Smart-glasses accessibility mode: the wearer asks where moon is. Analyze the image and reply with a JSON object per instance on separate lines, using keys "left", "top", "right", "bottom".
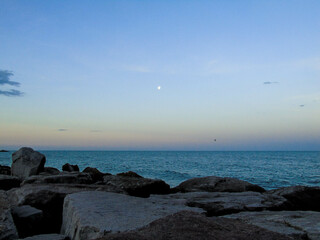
{"left": 157, "top": 86, "right": 161, "bottom": 90}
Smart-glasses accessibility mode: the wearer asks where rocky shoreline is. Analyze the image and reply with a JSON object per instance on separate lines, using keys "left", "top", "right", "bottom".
{"left": 0, "top": 147, "right": 319, "bottom": 240}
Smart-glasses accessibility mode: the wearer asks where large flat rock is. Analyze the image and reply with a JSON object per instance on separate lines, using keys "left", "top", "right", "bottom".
{"left": 223, "top": 211, "right": 320, "bottom": 240}
{"left": 153, "top": 191, "right": 289, "bottom": 216}
{"left": 61, "top": 191, "right": 204, "bottom": 240}
{"left": 94, "top": 211, "right": 296, "bottom": 240}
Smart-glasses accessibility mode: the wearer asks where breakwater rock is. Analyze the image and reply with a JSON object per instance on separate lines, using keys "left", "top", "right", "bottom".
{"left": 0, "top": 147, "right": 319, "bottom": 240}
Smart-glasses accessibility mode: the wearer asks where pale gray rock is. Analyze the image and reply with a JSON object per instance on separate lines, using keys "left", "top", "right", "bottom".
{"left": 60, "top": 191, "right": 204, "bottom": 240}
{"left": 11, "top": 148, "right": 46, "bottom": 179}
{"left": 21, "top": 234, "right": 69, "bottom": 240}
{"left": 22, "top": 172, "right": 93, "bottom": 185}
{"left": 0, "top": 190, "right": 18, "bottom": 240}
{"left": 12, "top": 205, "right": 43, "bottom": 238}
{"left": 95, "top": 211, "right": 296, "bottom": 240}
{"left": 103, "top": 175, "right": 170, "bottom": 197}
{"left": 224, "top": 211, "right": 320, "bottom": 240}
{"left": 173, "top": 176, "right": 265, "bottom": 193}
{"left": 0, "top": 174, "right": 21, "bottom": 190}
{"left": 268, "top": 186, "right": 320, "bottom": 211}
{"left": 153, "top": 191, "right": 288, "bottom": 216}
{"left": 8, "top": 184, "right": 124, "bottom": 233}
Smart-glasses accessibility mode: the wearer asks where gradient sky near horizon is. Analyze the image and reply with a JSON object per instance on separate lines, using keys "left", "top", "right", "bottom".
{"left": 0, "top": 0, "right": 320, "bottom": 150}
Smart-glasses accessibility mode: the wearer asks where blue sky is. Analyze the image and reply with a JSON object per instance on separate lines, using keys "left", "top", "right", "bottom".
{"left": 0, "top": 0, "right": 319, "bottom": 150}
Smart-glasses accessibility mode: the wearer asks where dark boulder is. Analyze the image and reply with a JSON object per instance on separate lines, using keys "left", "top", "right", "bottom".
{"left": 0, "top": 165, "right": 11, "bottom": 175}
{"left": 117, "top": 171, "right": 142, "bottom": 178}
{"left": 11, "top": 147, "right": 46, "bottom": 179}
{"left": 83, "top": 167, "right": 106, "bottom": 182}
{"left": 22, "top": 172, "right": 93, "bottom": 185}
{"left": 0, "top": 190, "right": 18, "bottom": 240}
{"left": 0, "top": 174, "right": 21, "bottom": 190}
{"left": 173, "top": 176, "right": 265, "bottom": 193}
{"left": 95, "top": 211, "right": 295, "bottom": 240}
{"left": 62, "top": 163, "right": 79, "bottom": 172}
{"left": 12, "top": 205, "right": 43, "bottom": 238}
{"left": 21, "top": 234, "right": 70, "bottom": 240}
{"left": 103, "top": 175, "right": 170, "bottom": 197}
{"left": 268, "top": 186, "right": 320, "bottom": 211}
{"left": 42, "top": 167, "right": 60, "bottom": 175}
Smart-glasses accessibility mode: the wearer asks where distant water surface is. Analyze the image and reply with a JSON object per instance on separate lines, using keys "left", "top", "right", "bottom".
{"left": 1, "top": 151, "right": 319, "bottom": 189}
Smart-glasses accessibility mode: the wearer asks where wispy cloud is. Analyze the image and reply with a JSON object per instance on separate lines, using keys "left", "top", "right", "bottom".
{"left": 0, "top": 70, "right": 23, "bottom": 97}
{"left": 263, "top": 81, "right": 279, "bottom": 85}
{"left": 0, "top": 70, "right": 20, "bottom": 86}
{"left": 57, "top": 129, "right": 68, "bottom": 132}
{"left": 0, "top": 89, "right": 23, "bottom": 97}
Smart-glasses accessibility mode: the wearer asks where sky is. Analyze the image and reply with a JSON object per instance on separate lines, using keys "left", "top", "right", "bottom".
{"left": 0, "top": 0, "right": 319, "bottom": 150}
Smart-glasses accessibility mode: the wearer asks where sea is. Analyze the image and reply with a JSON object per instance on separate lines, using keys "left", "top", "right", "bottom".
{"left": 1, "top": 151, "right": 319, "bottom": 190}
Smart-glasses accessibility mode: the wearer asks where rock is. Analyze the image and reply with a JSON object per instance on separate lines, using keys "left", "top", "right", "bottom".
{"left": 94, "top": 211, "right": 295, "bottom": 240}
{"left": 11, "top": 147, "right": 46, "bottom": 179}
{"left": 12, "top": 205, "right": 43, "bottom": 238}
{"left": 0, "top": 150, "right": 8, "bottom": 153}
{"left": 224, "top": 211, "right": 320, "bottom": 240}
{"left": 173, "top": 176, "right": 265, "bottom": 193}
{"left": 22, "top": 172, "right": 93, "bottom": 185}
{"left": 42, "top": 167, "right": 60, "bottom": 175}
{"left": 7, "top": 183, "right": 126, "bottom": 233}
{"left": 0, "top": 165, "right": 11, "bottom": 175}
{"left": 21, "top": 234, "right": 69, "bottom": 240}
{"left": 7, "top": 183, "right": 128, "bottom": 207}
{"left": 61, "top": 191, "right": 204, "bottom": 240}
{"left": 83, "top": 167, "right": 105, "bottom": 182}
{"left": 152, "top": 191, "right": 288, "bottom": 216}
{"left": 103, "top": 175, "right": 170, "bottom": 197}
{"left": 62, "top": 163, "right": 79, "bottom": 172}
{"left": 268, "top": 186, "right": 320, "bottom": 211}
{"left": 116, "top": 171, "right": 142, "bottom": 178}
{"left": 0, "top": 190, "right": 19, "bottom": 240}
{"left": 0, "top": 174, "right": 21, "bottom": 190}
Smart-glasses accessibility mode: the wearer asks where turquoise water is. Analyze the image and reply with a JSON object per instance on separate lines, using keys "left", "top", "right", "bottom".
{"left": 1, "top": 151, "right": 319, "bottom": 189}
